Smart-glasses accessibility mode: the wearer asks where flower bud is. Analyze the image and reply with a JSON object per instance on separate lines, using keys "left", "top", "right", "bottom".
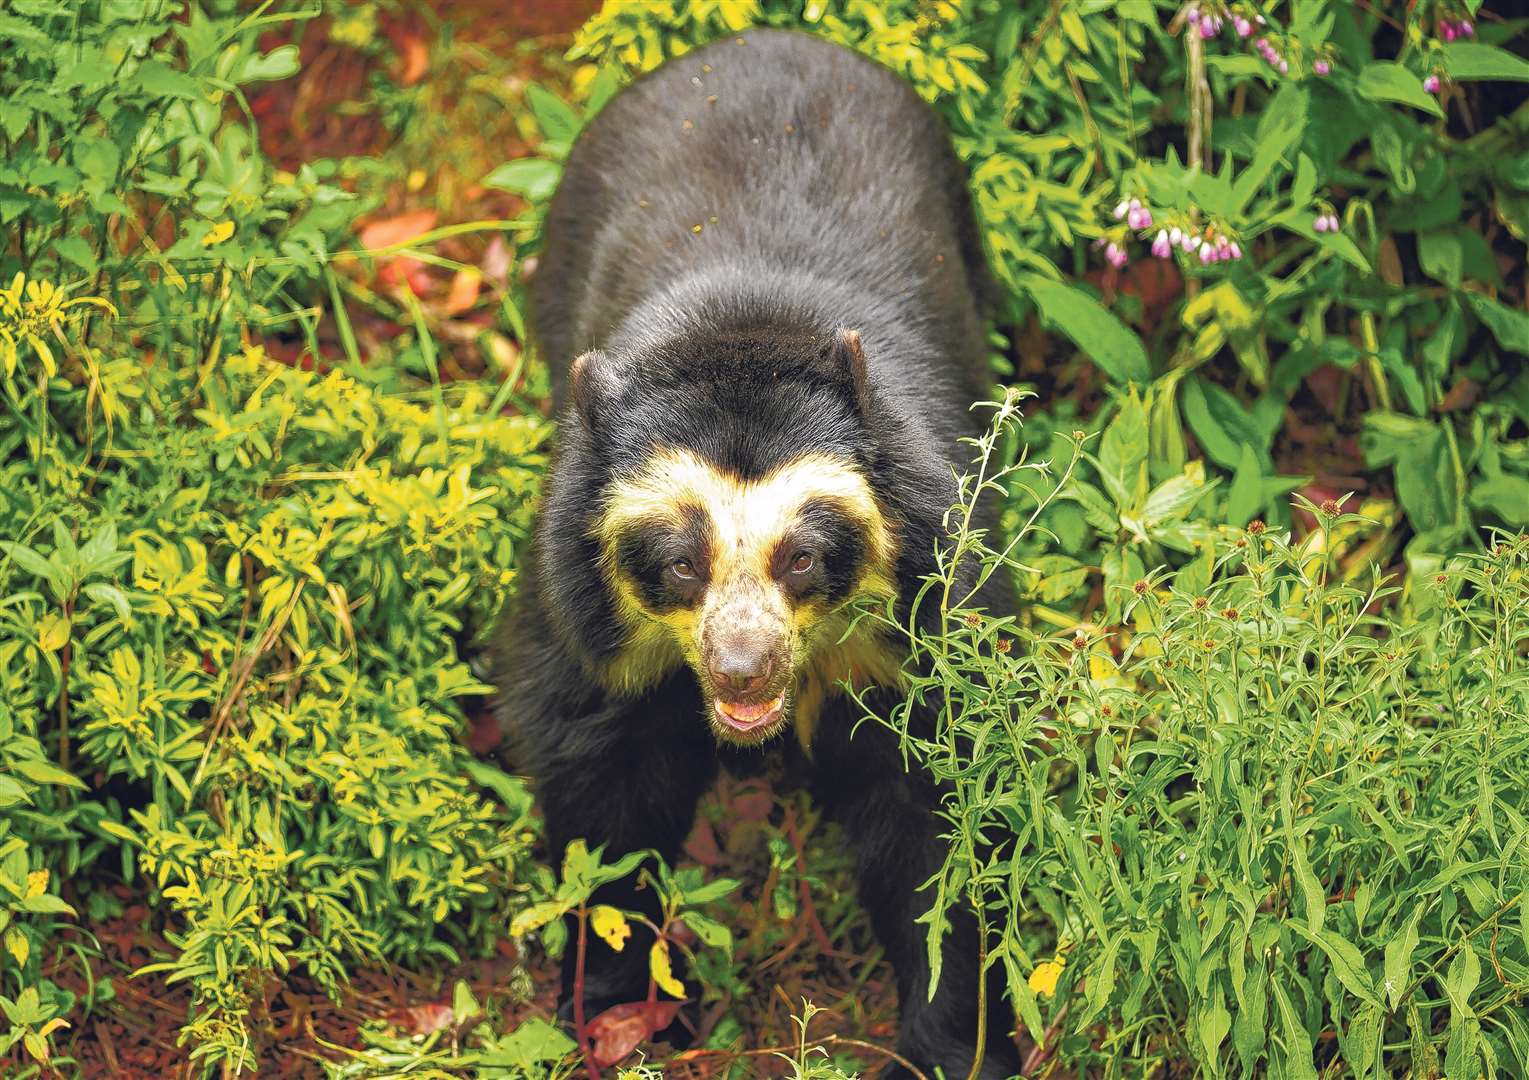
{"left": 1423, "top": 74, "right": 1440, "bottom": 94}
{"left": 1314, "top": 58, "right": 1330, "bottom": 75}
{"left": 1151, "top": 230, "right": 1171, "bottom": 258}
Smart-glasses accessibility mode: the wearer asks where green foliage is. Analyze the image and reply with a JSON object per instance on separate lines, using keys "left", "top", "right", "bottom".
{"left": 862, "top": 395, "right": 1529, "bottom": 1078}
{"left": 0, "top": 2, "right": 549, "bottom": 1071}
{"left": 563, "top": 0, "right": 1529, "bottom": 577}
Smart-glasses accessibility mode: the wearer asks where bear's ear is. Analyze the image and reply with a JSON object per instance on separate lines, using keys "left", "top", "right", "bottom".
{"left": 826, "top": 328, "right": 874, "bottom": 417}
{"left": 569, "top": 349, "right": 620, "bottom": 426}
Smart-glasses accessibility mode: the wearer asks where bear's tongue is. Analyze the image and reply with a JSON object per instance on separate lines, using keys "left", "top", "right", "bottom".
{"left": 714, "top": 693, "right": 785, "bottom": 730}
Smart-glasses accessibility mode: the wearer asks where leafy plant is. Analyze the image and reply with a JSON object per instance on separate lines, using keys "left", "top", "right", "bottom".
{"left": 863, "top": 394, "right": 1529, "bottom": 1077}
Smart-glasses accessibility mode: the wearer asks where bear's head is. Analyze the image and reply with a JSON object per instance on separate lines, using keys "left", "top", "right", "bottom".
{"left": 547, "top": 326, "right": 912, "bottom": 745}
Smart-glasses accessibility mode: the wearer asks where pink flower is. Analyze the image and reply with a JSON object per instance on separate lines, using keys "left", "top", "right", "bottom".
{"left": 1314, "top": 214, "right": 1329, "bottom": 232}
{"left": 1200, "top": 17, "right": 1217, "bottom": 38}
{"left": 1228, "top": 241, "right": 1243, "bottom": 260}
{"left": 1314, "top": 59, "right": 1330, "bottom": 76}
{"left": 1423, "top": 74, "right": 1441, "bottom": 94}
{"left": 1169, "top": 226, "right": 1184, "bottom": 246}
{"left": 1441, "top": 21, "right": 1457, "bottom": 41}
{"left": 1234, "top": 16, "right": 1252, "bottom": 37}
{"left": 1105, "top": 242, "right": 1128, "bottom": 269}
{"left": 1151, "top": 230, "right": 1172, "bottom": 258}
{"left": 1460, "top": 20, "right": 1474, "bottom": 37}
{"left": 1279, "top": 59, "right": 1289, "bottom": 74}
{"left": 1199, "top": 245, "right": 1214, "bottom": 265}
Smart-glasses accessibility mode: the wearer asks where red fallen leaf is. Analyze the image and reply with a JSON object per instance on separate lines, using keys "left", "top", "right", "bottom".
{"left": 391, "top": 31, "right": 430, "bottom": 87}
{"left": 466, "top": 708, "right": 501, "bottom": 754}
{"left": 378, "top": 255, "right": 433, "bottom": 297}
{"left": 730, "top": 786, "right": 773, "bottom": 822}
{"left": 444, "top": 268, "right": 482, "bottom": 315}
{"left": 384, "top": 1001, "right": 454, "bottom": 1036}
{"left": 683, "top": 818, "right": 723, "bottom": 867}
{"left": 587, "top": 1000, "right": 683, "bottom": 1067}
{"left": 359, "top": 210, "right": 438, "bottom": 253}
{"left": 1305, "top": 365, "right": 1346, "bottom": 416}
{"left": 481, "top": 235, "right": 513, "bottom": 287}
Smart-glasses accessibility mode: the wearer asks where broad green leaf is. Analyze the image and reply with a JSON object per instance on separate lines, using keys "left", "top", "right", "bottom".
{"left": 1443, "top": 42, "right": 1529, "bottom": 83}
{"left": 1357, "top": 62, "right": 1446, "bottom": 117}
{"left": 1470, "top": 475, "right": 1529, "bottom": 526}
{"left": 1227, "top": 443, "right": 1263, "bottom": 527}
{"left": 1270, "top": 978, "right": 1319, "bottom": 1080}
{"left": 527, "top": 83, "right": 582, "bottom": 146}
{"left": 1020, "top": 275, "right": 1150, "bottom": 384}
{"left": 1096, "top": 389, "right": 1148, "bottom": 509}
{"left": 1466, "top": 292, "right": 1529, "bottom": 353}
{"left": 483, "top": 158, "right": 562, "bottom": 202}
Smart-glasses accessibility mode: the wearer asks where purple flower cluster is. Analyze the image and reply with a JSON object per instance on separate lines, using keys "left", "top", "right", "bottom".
{"left": 1439, "top": 18, "right": 1474, "bottom": 41}
{"left": 1255, "top": 36, "right": 1290, "bottom": 74}
{"left": 1313, "top": 213, "right": 1341, "bottom": 233}
{"left": 1189, "top": 8, "right": 1224, "bottom": 38}
{"left": 1114, "top": 198, "right": 1154, "bottom": 231}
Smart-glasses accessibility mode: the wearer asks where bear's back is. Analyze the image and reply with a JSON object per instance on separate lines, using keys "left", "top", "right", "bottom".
{"left": 532, "top": 28, "right": 988, "bottom": 421}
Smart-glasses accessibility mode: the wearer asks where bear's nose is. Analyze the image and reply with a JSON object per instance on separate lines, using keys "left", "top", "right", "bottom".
{"left": 710, "top": 646, "right": 774, "bottom": 697}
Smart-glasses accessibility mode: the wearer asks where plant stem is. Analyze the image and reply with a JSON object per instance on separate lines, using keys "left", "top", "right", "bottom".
{"left": 573, "top": 903, "right": 602, "bottom": 1080}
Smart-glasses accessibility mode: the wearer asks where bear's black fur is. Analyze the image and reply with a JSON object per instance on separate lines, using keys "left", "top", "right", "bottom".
{"left": 499, "top": 29, "right": 1019, "bottom": 1079}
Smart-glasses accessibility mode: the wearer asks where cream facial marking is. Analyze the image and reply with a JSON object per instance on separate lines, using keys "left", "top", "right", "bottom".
{"left": 593, "top": 448, "right": 900, "bottom": 739}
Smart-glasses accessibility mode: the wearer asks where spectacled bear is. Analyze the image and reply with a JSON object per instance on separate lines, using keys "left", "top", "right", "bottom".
{"left": 497, "top": 28, "right": 1020, "bottom": 1080}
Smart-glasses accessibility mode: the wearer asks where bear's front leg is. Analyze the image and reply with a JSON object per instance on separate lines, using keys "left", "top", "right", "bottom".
{"left": 813, "top": 701, "right": 1021, "bottom": 1080}
{"left": 512, "top": 669, "right": 718, "bottom": 1023}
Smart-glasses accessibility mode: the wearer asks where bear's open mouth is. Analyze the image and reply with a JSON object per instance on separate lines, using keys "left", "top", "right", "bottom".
{"left": 713, "top": 692, "right": 786, "bottom": 733}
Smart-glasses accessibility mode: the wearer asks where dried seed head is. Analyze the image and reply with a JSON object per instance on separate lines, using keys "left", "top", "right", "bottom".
{"left": 995, "top": 638, "right": 1012, "bottom": 654}
{"left": 1248, "top": 520, "right": 1267, "bottom": 535}
{"left": 1320, "top": 498, "right": 1341, "bottom": 516}
{"left": 964, "top": 612, "right": 983, "bottom": 628}
{"left": 1220, "top": 607, "right": 1239, "bottom": 619}
{"left": 1072, "top": 632, "right": 1088, "bottom": 651}
{"left": 1193, "top": 596, "right": 1209, "bottom": 610}
{"left": 1133, "top": 580, "right": 1149, "bottom": 595}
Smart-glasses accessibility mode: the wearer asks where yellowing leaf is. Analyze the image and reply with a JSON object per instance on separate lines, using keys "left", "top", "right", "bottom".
{"left": 202, "top": 220, "right": 235, "bottom": 247}
{"left": 510, "top": 900, "right": 568, "bottom": 937}
{"left": 591, "top": 905, "right": 630, "bottom": 952}
{"left": 26, "top": 869, "right": 49, "bottom": 898}
{"left": 649, "top": 940, "right": 686, "bottom": 999}
{"left": 38, "top": 613, "right": 70, "bottom": 652}
{"left": 1028, "top": 958, "right": 1065, "bottom": 997}
{"left": 5, "top": 927, "right": 29, "bottom": 967}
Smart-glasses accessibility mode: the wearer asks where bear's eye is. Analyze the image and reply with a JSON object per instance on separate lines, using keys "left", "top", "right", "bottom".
{"left": 789, "top": 551, "right": 815, "bottom": 575}
{"left": 670, "top": 559, "right": 697, "bottom": 580}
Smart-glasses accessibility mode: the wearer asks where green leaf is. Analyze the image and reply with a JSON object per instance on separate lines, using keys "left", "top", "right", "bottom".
{"left": 1181, "top": 376, "right": 1268, "bottom": 472}
{"left": 1393, "top": 429, "right": 1457, "bottom": 534}
{"left": 1019, "top": 275, "right": 1150, "bottom": 384}
{"left": 10, "top": 760, "right": 86, "bottom": 790}
{"left": 52, "top": 235, "right": 98, "bottom": 274}
{"left": 1418, "top": 229, "right": 1462, "bottom": 287}
{"left": 1384, "top": 906, "right": 1422, "bottom": 1008}
{"left": 1356, "top": 62, "right": 1446, "bottom": 117}
{"left": 527, "top": 83, "right": 582, "bottom": 146}
{"left": 1233, "top": 84, "right": 1306, "bottom": 214}
{"left": 1442, "top": 42, "right": 1529, "bottom": 83}
{"left": 1470, "top": 475, "right": 1529, "bottom": 526}
{"left": 479, "top": 1016, "right": 577, "bottom": 1069}
{"left": 1270, "top": 978, "right": 1319, "bottom": 1080}
{"left": 1227, "top": 443, "right": 1263, "bottom": 527}
{"left": 482, "top": 158, "right": 562, "bottom": 202}
{"left": 1096, "top": 390, "right": 1148, "bottom": 509}
{"left": 1465, "top": 292, "right": 1529, "bottom": 354}
{"left": 1289, "top": 923, "right": 1379, "bottom": 1006}
{"left": 236, "top": 45, "right": 300, "bottom": 84}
